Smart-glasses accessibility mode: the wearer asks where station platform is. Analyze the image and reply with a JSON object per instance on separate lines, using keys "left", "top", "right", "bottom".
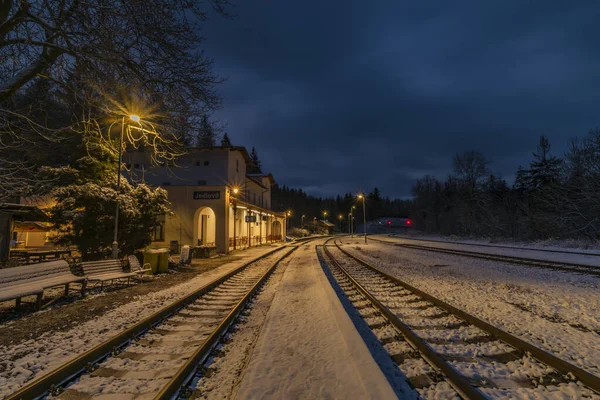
{"left": 236, "top": 239, "right": 397, "bottom": 399}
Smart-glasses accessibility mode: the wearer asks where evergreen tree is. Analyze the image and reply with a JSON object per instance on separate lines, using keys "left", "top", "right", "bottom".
{"left": 527, "top": 135, "right": 563, "bottom": 189}
{"left": 196, "top": 115, "right": 217, "bottom": 147}
{"left": 248, "top": 146, "right": 263, "bottom": 174}
{"left": 221, "top": 133, "right": 232, "bottom": 146}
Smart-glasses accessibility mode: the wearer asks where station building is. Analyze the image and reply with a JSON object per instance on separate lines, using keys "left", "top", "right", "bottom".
{"left": 125, "top": 146, "right": 286, "bottom": 255}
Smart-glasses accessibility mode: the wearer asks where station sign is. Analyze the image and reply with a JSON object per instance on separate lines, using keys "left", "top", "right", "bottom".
{"left": 193, "top": 191, "right": 220, "bottom": 200}
{"left": 245, "top": 215, "right": 257, "bottom": 223}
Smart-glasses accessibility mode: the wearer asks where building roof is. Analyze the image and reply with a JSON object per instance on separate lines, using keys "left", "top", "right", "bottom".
{"left": 246, "top": 175, "right": 268, "bottom": 189}
{"left": 192, "top": 146, "right": 252, "bottom": 164}
{"left": 13, "top": 221, "right": 52, "bottom": 232}
{"left": 318, "top": 220, "right": 335, "bottom": 227}
{"left": 0, "top": 203, "right": 49, "bottom": 221}
{"left": 246, "top": 173, "right": 276, "bottom": 185}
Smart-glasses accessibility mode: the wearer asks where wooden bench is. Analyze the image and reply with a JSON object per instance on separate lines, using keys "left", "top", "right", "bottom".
{"left": 0, "top": 260, "right": 86, "bottom": 309}
{"left": 81, "top": 259, "right": 138, "bottom": 289}
{"left": 128, "top": 255, "right": 152, "bottom": 282}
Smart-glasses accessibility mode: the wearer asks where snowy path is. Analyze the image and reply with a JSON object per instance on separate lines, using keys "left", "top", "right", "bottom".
{"left": 0, "top": 245, "right": 284, "bottom": 399}
{"left": 339, "top": 238, "right": 600, "bottom": 377}
{"left": 235, "top": 239, "right": 397, "bottom": 399}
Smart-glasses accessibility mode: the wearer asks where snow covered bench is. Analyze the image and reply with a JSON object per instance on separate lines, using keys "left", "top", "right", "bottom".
{"left": 128, "top": 255, "right": 152, "bottom": 282}
{"left": 81, "top": 259, "right": 137, "bottom": 289}
{"left": 0, "top": 260, "right": 87, "bottom": 309}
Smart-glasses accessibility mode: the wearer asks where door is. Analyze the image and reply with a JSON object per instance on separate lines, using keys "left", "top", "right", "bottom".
{"left": 201, "top": 215, "right": 208, "bottom": 245}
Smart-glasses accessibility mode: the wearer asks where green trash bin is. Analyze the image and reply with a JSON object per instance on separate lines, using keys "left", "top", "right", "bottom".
{"left": 156, "top": 249, "right": 169, "bottom": 273}
{"left": 143, "top": 250, "right": 161, "bottom": 275}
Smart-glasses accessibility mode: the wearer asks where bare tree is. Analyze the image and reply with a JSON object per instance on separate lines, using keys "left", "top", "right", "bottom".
{"left": 0, "top": 0, "right": 228, "bottom": 200}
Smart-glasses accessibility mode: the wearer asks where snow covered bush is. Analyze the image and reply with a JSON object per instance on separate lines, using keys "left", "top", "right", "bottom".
{"left": 50, "top": 180, "right": 170, "bottom": 260}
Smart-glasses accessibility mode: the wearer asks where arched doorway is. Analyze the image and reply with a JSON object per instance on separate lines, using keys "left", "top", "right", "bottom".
{"left": 193, "top": 207, "right": 216, "bottom": 246}
{"left": 272, "top": 220, "right": 282, "bottom": 242}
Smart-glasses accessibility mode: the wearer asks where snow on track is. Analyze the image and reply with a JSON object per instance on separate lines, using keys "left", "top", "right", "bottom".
{"left": 0, "top": 245, "right": 283, "bottom": 399}
{"left": 339, "top": 238, "right": 600, "bottom": 377}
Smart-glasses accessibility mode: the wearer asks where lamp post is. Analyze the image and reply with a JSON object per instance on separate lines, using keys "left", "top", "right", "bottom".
{"left": 301, "top": 214, "right": 305, "bottom": 228}
{"left": 232, "top": 187, "right": 239, "bottom": 250}
{"left": 338, "top": 214, "right": 343, "bottom": 233}
{"left": 348, "top": 213, "right": 351, "bottom": 235}
{"left": 358, "top": 194, "right": 367, "bottom": 244}
{"left": 323, "top": 210, "right": 328, "bottom": 221}
{"left": 112, "top": 114, "right": 140, "bottom": 259}
{"left": 351, "top": 205, "right": 355, "bottom": 238}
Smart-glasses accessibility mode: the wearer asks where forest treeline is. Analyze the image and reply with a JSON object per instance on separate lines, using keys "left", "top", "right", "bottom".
{"left": 274, "top": 131, "right": 600, "bottom": 241}
{"left": 412, "top": 132, "right": 600, "bottom": 240}
{"left": 272, "top": 186, "right": 412, "bottom": 230}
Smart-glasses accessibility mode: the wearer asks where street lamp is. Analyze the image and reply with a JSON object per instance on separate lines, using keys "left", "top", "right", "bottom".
{"left": 232, "top": 187, "right": 240, "bottom": 250}
{"left": 301, "top": 214, "right": 305, "bottom": 228}
{"left": 286, "top": 210, "right": 292, "bottom": 232}
{"left": 112, "top": 114, "right": 141, "bottom": 259}
{"left": 357, "top": 194, "right": 367, "bottom": 244}
{"left": 323, "top": 210, "right": 328, "bottom": 221}
{"left": 338, "top": 214, "right": 343, "bottom": 233}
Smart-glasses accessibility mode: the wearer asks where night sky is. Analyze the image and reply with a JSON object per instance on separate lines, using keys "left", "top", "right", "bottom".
{"left": 203, "top": 1, "right": 600, "bottom": 199}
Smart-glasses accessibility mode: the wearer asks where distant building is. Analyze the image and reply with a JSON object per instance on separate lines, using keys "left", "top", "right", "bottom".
{"left": 126, "top": 146, "right": 286, "bottom": 254}
{"left": 317, "top": 220, "right": 335, "bottom": 235}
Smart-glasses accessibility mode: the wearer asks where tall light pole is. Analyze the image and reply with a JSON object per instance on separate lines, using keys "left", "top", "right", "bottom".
{"left": 286, "top": 210, "right": 292, "bottom": 232}
{"left": 301, "top": 214, "right": 305, "bottom": 228}
{"left": 348, "top": 213, "right": 351, "bottom": 235}
{"left": 232, "top": 187, "right": 239, "bottom": 250}
{"left": 357, "top": 194, "right": 367, "bottom": 244}
{"left": 351, "top": 205, "right": 355, "bottom": 238}
{"left": 112, "top": 114, "right": 140, "bottom": 259}
{"left": 338, "top": 214, "right": 343, "bottom": 233}
{"left": 323, "top": 210, "right": 328, "bottom": 221}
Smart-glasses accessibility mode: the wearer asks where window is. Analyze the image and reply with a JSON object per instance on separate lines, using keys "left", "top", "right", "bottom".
{"left": 152, "top": 214, "right": 166, "bottom": 242}
{"left": 134, "top": 163, "right": 140, "bottom": 169}
{"left": 196, "top": 161, "right": 201, "bottom": 166}
{"left": 197, "top": 180, "right": 206, "bottom": 185}
{"left": 204, "top": 161, "right": 210, "bottom": 166}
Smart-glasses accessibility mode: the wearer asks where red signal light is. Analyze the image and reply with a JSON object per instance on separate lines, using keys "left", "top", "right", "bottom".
{"left": 406, "top": 219, "right": 412, "bottom": 225}
{"left": 387, "top": 221, "right": 392, "bottom": 225}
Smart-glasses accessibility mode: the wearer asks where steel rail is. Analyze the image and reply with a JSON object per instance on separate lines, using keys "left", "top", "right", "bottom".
{"left": 155, "top": 245, "right": 299, "bottom": 399}
{"left": 368, "top": 236, "right": 600, "bottom": 276}
{"left": 6, "top": 245, "right": 292, "bottom": 400}
{"left": 321, "top": 244, "right": 487, "bottom": 400}
{"left": 387, "top": 234, "right": 600, "bottom": 257}
{"left": 333, "top": 240, "right": 600, "bottom": 394}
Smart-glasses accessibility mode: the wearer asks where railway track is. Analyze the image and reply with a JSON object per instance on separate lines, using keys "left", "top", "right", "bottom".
{"left": 368, "top": 236, "right": 600, "bottom": 277}
{"left": 320, "top": 240, "right": 600, "bottom": 399}
{"left": 388, "top": 234, "right": 600, "bottom": 257}
{"left": 6, "top": 244, "right": 300, "bottom": 400}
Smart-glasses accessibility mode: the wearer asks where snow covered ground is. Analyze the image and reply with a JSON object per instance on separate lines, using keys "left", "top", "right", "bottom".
{"left": 234, "top": 238, "right": 401, "bottom": 399}
{"left": 377, "top": 234, "right": 600, "bottom": 267}
{"left": 388, "top": 231, "right": 600, "bottom": 254}
{"left": 338, "top": 238, "right": 600, "bottom": 379}
{"left": 0, "top": 245, "right": 284, "bottom": 399}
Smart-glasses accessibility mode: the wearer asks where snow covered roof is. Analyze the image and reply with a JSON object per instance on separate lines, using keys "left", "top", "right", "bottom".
{"left": 0, "top": 203, "right": 49, "bottom": 221}
{"left": 13, "top": 221, "right": 52, "bottom": 232}
{"left": 319, "top": 220, "right": 335, "bottom": 227}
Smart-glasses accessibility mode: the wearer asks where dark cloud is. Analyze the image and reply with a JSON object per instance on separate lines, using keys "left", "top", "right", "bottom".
{"left": 202, "top": 1, "right": 600, "bottom": 198}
